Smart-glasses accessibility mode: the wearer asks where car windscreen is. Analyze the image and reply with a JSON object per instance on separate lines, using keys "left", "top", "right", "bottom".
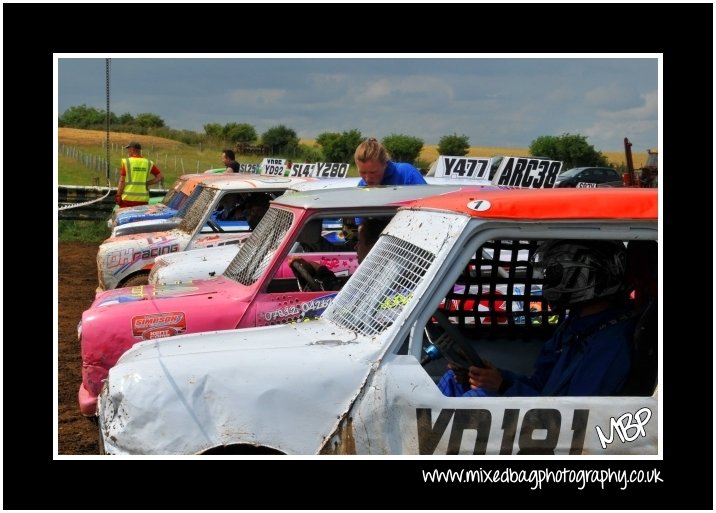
{"left": 223, "top": 206, "right": 295, "bottom": 286}
{"left": 176, "top": 186, "right": 216, "bottom": 234}
{"left": 558, "top": 168, "right": 583, "bottom": 178}
{"left": 324, "top": 233, "right": 436, "bottom": 337}
{"left": 160, "top": 188, "right": 177, "bottom": 206}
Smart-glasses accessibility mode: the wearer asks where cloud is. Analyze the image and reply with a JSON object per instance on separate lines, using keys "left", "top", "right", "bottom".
{"left": 598, "top": 90, "right": 658, "bottom": 121}
{"left": 227, "top": 88, "right": 288, "bottom": 106}
{"left": 351, "top": 75, "right": 454, "bottom": 104}
{"left": 585, "top": 83, "right": 643, "bottom": 110}
{"left": 577, "top": 91, "right": 658, "bottom": 150}
{"left": 353, "top": 79, "right": 393, "bottom": 102}
{"left": 57, "top": 57, "right": 659, "bottom": 151}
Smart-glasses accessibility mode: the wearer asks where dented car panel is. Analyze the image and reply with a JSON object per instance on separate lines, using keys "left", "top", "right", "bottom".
{"left": 99, "top": 322, "right": 378, "bottom": 455}
{"left": 149, "top": 245, "right": 244, "bottom": 284}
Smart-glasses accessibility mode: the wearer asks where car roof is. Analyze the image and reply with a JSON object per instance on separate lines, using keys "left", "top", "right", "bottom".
{"left": 271, "top": 184, "right": 500, "bottom": 210}
{"left": 404, "top": 187, "right": 657, "bottom": 220}
{"left": 195, "top": 173, "right": 318, "bottom": 191}
{"left": 287, "top": 177, "right": 357, "bottom": 191}
{"left": 562, "top": 166, "right": 616, "bottom": 172}
{"left": 425, "top": 176, "right": 492, "bottom": 186}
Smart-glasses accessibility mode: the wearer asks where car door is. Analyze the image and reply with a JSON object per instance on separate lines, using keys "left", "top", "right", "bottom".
{"left": 337, "top": 233, "right": 658, "bottom": 455}
{"left": 246, "top": 248, "right": 360, "bottom": 328}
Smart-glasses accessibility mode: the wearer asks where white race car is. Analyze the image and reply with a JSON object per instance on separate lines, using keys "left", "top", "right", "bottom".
{"left": 99, "top": 188, "right": 658, "bottom": 456}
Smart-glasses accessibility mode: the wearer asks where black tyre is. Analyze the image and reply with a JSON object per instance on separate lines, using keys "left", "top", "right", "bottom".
{"left": 121, "top": 272, "right": 150, "bottom": 287}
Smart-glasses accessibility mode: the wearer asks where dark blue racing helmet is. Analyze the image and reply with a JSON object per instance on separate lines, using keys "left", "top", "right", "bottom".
{"left": 532, "top": 240, "right": 626, "bottom": 306}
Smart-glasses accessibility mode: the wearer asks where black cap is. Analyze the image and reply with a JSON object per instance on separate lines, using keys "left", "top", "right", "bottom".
{"left": 125, "top": 141, "right": 142, "bottom": 150}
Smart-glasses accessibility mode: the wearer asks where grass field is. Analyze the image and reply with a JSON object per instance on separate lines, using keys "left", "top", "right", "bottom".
{"left": 57, "top": 128, "right": 649, "bottom": 187}
{"left": 58, "top": 219, "right": 112, "bottom": 242}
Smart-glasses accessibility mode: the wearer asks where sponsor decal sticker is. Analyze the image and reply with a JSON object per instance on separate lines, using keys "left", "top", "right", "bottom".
{"left": 263, "top": 294, "right": 337, "bottom": 322}
{"left": 142, "top": 327, "right": 180, "bottom": 340}
{"left": 132, "top": 311, "right": 187, "bottom": 338}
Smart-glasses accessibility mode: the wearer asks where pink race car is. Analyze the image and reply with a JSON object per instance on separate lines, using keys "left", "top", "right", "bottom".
{"left": 78, "top": 184, "right": 489, "bottom": 416}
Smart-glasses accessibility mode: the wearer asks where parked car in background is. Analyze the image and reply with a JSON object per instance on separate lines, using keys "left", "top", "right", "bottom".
{"left": 554, "top": 167, "right": 623, "bottom": 188}
{"left": 98, "top": 188, "right": 658, "bottom": 455}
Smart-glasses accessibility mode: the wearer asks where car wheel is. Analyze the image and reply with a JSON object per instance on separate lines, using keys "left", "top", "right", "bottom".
{"left": 122, "top": 272, "right": 150, "bottom": 287}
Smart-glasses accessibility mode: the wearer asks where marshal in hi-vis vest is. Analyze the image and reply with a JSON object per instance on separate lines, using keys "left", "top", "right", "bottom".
{"left": 121, "top": 157, "right": 153, "bottom": 202}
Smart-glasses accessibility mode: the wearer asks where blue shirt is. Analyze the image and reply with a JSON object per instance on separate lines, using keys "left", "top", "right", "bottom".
{"left": 357, "top": 161, "right": 427, "bottom": 186}
{"left": 438, "top": 306, "right": 636, "bottom": 397}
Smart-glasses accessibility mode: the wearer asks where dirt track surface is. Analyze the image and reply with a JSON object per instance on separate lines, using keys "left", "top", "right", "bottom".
{"left": 58, "top": 241, "right": 100, "bottom": 455}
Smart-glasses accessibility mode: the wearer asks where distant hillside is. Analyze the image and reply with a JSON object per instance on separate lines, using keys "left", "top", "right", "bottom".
{"left": 58, "top": 128, "right": 648, "bottom": 168}
{"left": 59, "top": 128, "right": 185, "bottom": 149}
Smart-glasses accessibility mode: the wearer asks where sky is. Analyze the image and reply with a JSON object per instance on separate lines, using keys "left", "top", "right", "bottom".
{"left": 56, "top": 54, "right": 660, "bottom": 153}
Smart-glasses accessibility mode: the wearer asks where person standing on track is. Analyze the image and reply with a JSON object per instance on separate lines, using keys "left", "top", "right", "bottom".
{"left": 222, "top": 149, "right": 241, "bottom": 173}
{"left": 116, "top": 141, "right": 163, "bottom": 207}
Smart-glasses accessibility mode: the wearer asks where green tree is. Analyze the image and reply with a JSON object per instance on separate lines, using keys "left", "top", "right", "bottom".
{"left": 529, "top": 133, "right": 609, "bottom": 169}
{"left": 117, "top": 112, "right": 134, "bottom": 124}
{"left": 134, "top": 113, "right": 165, "bottom": 129}
{"left": 224, "top": 123, "right": 257, "bottom": 143}
{"left": 437, "top": 133, "right": 470, "bottom": 156}
{"left": 59, "top": 104, "right": 115, "bottom": 128}
{"left": 382, "top": 134, "right": 424, "bottom": 164}
{"left": 261, "top": 125, "right": 299, "bottom": 154}
{"left": 297, "top": 144, "right": 324, "bottom": 162}
{"left": 316, "top": 132, "right": 341, "bottom": 149}
{"left": 317, "top": 129, "right": 362, "bottom": 162}
{"left": 203, "top": 123, "right": 223, "bottom": 139}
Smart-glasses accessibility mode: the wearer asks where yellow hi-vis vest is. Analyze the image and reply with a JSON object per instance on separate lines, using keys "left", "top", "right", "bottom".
{"left": 121, "top": 157, "right": 153, "bottom": 202}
